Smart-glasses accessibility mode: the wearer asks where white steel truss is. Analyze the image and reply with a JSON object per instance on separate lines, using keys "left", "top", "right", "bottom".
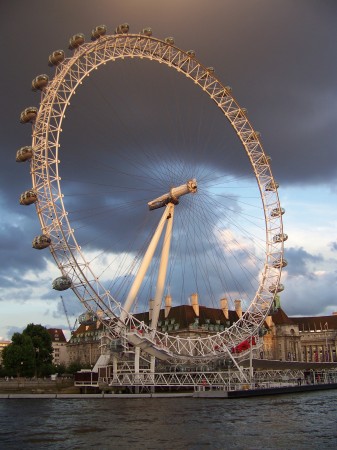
{"left": 24, "top": 28, "right": 285, "bottom": 361}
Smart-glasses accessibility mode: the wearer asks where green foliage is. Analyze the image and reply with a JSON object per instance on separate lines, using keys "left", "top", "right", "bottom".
{"left": 52, "top": 363, "right": 66, "bottom": 375}
{"left": 23, "top": 323, "right": 53, "bottom": 376}
{"left": 66, "top": 361, "right": 83, "bottom": 374}
{"left": 2, "top": 324, "right": 54, "bottom": 377}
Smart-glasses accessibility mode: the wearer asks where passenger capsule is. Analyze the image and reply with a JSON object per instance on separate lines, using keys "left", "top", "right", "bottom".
{"left": 91, "top": 25, "right": 107, "bottom": 40}
{"left": 32, "top": 234, "right": 51, "bottom": 250}
{"left": 269, "top": 283, "right": 285, "bottom": 294}
{"left": 141, "top": 27, "right": 152, "bottom": 36}
{"left": 115, "top": 23, "right": 129, "bottom": 34}
{"left": 48, "top": 50, "right": 65, "bottom": 66}
{"left": 68, "top": 33, "right": 85, "bottom": 50}
{"left": 52, "top": 276, "right": 72, "bottom": 291}
{"left": 16, "top": 146, "right": 33, "bottom": 162}
{"left": 20, "top": 190, "right": 37, "bottom": 206}
{"left": 187, "top": 50, "right": 195, "bottom": 58}
{"left": 265, "top": 180, "right": 279, "bottom": 191}
{"left": 31, "top": 74, "right": 49, "bottom": 91}
{"left": 20, "top": 107, "right": 38, "bottom": 124}
{"left": 273, "top": 233, "right": 288, "bottom": 243}
{"left": 270, "top": 207, "right": 285, "bottom": 218}
{"left": 165, "top": 37, "right": 175, "bottom": 45}
{"left": 272, "top": 258, "right": 288, "bottom": 268}
{"left": 79, "top": 311, "right": 97, "bottom": 325}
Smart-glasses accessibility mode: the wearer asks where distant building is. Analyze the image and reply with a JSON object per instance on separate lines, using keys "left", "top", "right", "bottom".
{"left": 0, "top": 340, "right": 11, "bottom": 366}
{"left": 262, "top": 310, "right": 337, "bottom": 362}
{"left": 67, "top": 319, "right": 104, "bottom": 368}
{"left": 66, "top": 301, "right": 337, "bottom": 366}
{"left": 47, "top": 329, "right": 69, "bottom": 367}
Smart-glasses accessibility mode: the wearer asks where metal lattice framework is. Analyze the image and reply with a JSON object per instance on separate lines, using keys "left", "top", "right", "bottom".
{"left": 24, "top": 28, "right": 286, "bottom": 361}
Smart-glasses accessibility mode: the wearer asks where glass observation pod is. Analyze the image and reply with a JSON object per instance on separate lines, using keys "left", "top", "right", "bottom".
{"left": 52, "top": 276, "right": 72, "bottom": 291}
{"left": 270, "top": 207, "right": 285, "bottom": 218}
{"left": 91, "top": 25, "right": 107, "bottom": 40}
{"left": 20, "top": 107, "right": 38, "bottom": 124}
{"left": 273, "top": 233, "right": 288, "bottom": 243}
{"left": 265, "top": 181, "right": 279, "bottom": 191}
{"left": 20, "top": 190, "right": 37, "bottom": 205}
{"left": 48, "top": 50, "right": 65, "bottom": 67}
{"left": 272, "top": 258, "right": 288, "bottom": 268}
{"left": 79, "top": 312, "right": 97, "bottom": 325}
{"left": 268, "top": 283, "right": 285, "bottom": 294}
{"left": 16, "top": 146, "right": 33, "bottom": 162}
{"left": 31, "top": 74, "right": 49, "bottom": 91}
{"left": 68, "top": 33, "right": 85, "bottom": 50}
{"left": 141, "top": 28, "right": 152, "bottom": 36}
{"left": 115, "top": 23, "right": 129, "bottom": 34}
{"left": 32, "top": 234, "right": 51, "bottom": 250}
{"left": 165, "top": 37, "right": 175, "bottom": 45}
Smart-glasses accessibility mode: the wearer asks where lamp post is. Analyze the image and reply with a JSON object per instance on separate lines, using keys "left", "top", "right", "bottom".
{"left": 324, "top": 322, "right": 329, "bottom": 362}
{"left": 35, "top": 347, "right": 40, "bottom": 378}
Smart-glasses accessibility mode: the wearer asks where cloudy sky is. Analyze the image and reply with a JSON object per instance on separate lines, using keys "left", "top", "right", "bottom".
{"left": 1, "top": 0, "right": 337, "bottom": 340}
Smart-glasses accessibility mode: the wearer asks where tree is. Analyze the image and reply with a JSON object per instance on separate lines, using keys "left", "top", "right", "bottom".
{"left": 2, "top": 333, "right": 35, "bottom": 377}
{"left": 23, "top": 323, "right": 53, "bottom": 377}
{"left": 2, "top": 324, "right": 54, "bottom": 377}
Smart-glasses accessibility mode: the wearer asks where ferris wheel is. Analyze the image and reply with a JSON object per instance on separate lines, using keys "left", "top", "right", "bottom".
{"left": 17, "top": 24, "right": 287, "bottom": 362}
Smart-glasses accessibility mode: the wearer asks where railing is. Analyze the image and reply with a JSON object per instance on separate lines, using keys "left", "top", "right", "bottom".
{"left": 102, "top": 368, "right": 337, "bottom": 391}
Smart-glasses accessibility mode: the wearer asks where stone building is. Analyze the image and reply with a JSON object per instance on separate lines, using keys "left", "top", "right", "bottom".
{"left": 262, "top": 309, "right": 337, "bottom": 362}
{"left": 47, "top": 328, "right": 69, "bottom": 367}
{"left": 66, "top": 301, "right": 337, "bottom": 366}
{"left": 0, "top": 340, "right": 11, "bottom": 366}
{"left": 66, "top": 319, "right": 105, "bottom": 368}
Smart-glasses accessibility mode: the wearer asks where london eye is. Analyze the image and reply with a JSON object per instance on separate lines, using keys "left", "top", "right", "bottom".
{"left": 17, "top": 24, "right": 287, "bottom": 364}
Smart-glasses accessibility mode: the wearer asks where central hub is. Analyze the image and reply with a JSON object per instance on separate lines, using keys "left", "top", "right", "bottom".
{"left": 148, "top": 179, "right": 197, "bottom": 210}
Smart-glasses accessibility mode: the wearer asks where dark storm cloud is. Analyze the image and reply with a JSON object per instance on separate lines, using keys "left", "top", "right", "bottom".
{"left": 1, "top": 0, "right": 337, "bottom": 332}
{"left": 1, "top": 0, "right": 337, "bottom": 193}
{"left": 0, "top": 220, "right": 49, "bottom": 275}
{"left": 284, "top": 247, "right": 323, "bottom": 278}
{"left": 281, "top": 270, "right": 337, "bottom": 317}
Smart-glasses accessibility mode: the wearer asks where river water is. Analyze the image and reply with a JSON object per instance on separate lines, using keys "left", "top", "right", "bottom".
{"left": 1, "top": 390, "right": 336, "bottom": 449}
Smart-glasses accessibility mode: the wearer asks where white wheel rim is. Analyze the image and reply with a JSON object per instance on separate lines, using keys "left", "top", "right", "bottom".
{"left": 29, "top": 32, "right": 285, "bottom": 360}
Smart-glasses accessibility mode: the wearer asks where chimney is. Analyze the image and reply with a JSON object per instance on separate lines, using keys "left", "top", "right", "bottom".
{"left": 235, "top": 299, "right": 242, "bottom": 318}
{"left": 165, "top": 295, "right": 172, "bottom": 318}
{"left": 265, "top": 315, "right": 273, "bottom": 328}
{"left": 149, "top": 299, "right": 154, "bottom": 321}
{"left": 220, "top": 298, "right": 229, "bottom": 320}
{"left": 191, "top": 292, "right": 199, "bottom": 317}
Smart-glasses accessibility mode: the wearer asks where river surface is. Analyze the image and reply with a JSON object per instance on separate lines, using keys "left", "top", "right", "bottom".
{"left": 1, "top": 390, "right": 337, "bottom": 449}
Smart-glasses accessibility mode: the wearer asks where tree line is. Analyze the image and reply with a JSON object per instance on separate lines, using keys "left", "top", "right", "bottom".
{"left": 0, "top": 323, "right": 85, "bottom": 377}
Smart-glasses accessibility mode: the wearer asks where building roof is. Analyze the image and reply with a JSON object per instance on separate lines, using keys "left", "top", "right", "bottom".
{"left": 129, "top": 304, "right": 237, "bottom": 330}
{"left": 47, "top": 328, "right": 67, "bottom": 343}
{"left": 70, "top": 304, "right": 239, "bottom": 340}
{"left": 271, "top": 308, "right": 296, "bottom": 326}
{"left": 290, "top": 314, "right": 337, "bottom": 332}
{"left": 69, "top": 305, "right": 337, "bottom": 338}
